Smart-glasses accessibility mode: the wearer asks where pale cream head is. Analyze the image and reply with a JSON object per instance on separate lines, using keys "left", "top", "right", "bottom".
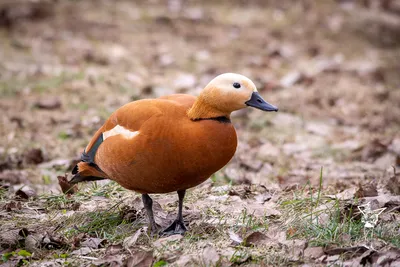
{"left": 188, "top": 73, "right": 277, "bottom": 120}
{"left": 201, "top": 73, "right": 258, "bottom": 112}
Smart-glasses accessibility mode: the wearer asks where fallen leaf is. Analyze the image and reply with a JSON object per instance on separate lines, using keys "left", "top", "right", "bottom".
{"left": 245, "top": 231, "right": 269, "bottom": 246}
{"left": 3, "top": 201, "right": 22, "bottom": 211}
{"left": 228, "top": 231, "right": 243, "bottom": 245}
{"left": 266, "top": 227, "right": 287, "bottom": 244}
{"left": 123, "top": 228, "right": 143, "bottom": 249}
{"left": 304, "top": 247, "right": 325, "bottom": 259}
{"left": 15, "top": 185, "right": 36, "bottom": 199}
{"left": 174, "top": 255, "right": 196, "bottom": 266}
{"left": 93, "top": 255, "right": 124, "bottom": 267}
{"left": 360, "top": 247, "right": 400, "bottom": 266}
{"left": 363, "top": 195, "right": 400, "bottom": 209}
{"left": 255, "top": 192, "right": 272, "bottom": 204}
{"left": 355, "top": 181, "right": 378, "bottom": 198}
{"left": 383, "top": 169, "right": 400, "bottom": 195}
{"left": 325, "top": 254, "right": 340, "bottom": 262}
{"left": 282, "top": 239, "right": 307, "bottom": 261}
{"left": 246, "top": 201, "right": 281, "bottom": 218}
{"left": 202, "top": 246, "right": 220, "bottom": 266}
{"left": 125, "top": 250, "right": 153, "bottom": 267}
{"left": 327, "top": 187, "right": 357, "bottom": 200}
{"left": 25, "top": 234, "right": 40, "bottom": 252}
{"left": 81, "top": 237, "right": 106, "bottom": 249}
{"left": 71, "top": 247, "right": 92, "bottom": 256}
{"left": 40, "top": 233, "right": 66, "bottom": 249}
{"left": 324, "top": 246, "right": 368, "bottom": 256}
{"left": 0, "top": 229, "right": 20, "bottom": 248}
{"left": 57, "top": 175, "right": 78, "bottom": 195}
{"left": 105, "top": 244, "right": 124, "bottom": 255}
{"left": 153, "top": 234, "right": 182, "bottom": 248}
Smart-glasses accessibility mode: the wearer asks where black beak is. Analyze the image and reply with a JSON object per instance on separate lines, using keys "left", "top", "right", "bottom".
{"left": 245, "top": 92, "right": 278, "bottom": 112}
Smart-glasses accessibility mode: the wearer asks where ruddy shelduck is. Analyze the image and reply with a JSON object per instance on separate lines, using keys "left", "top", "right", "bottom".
{"left": 70, "top": 73, "right": 278, "bottom": 235}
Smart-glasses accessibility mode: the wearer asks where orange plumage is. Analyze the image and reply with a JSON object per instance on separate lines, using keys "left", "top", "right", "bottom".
{"left": 70, "top": 73, "right": 278, "bottom": 235}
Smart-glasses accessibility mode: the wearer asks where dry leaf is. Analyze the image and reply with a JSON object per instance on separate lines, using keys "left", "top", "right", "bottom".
{"left": 40, "top": 233, "right": 66, "bottom": 250}
{"left": 3, "top": 201, "right": 22, "bottom": 211}
{"left": 228, "top": 231, "right": 243, "bottom": 245}
{"left": 255, "top": 192, "right": 272, "bottom": 204}
{"left": 15, "top": 185, "right": 36, "bottom": 199}
{"left": 355, "top": 181, "right": 378, "bottom": 198}
{"left": 93, "top": 255, "right": 124, "bottom": 266}
{"left": 71, "top": 247, "right": 92, "bottom": 256}
{"left": 57, "top": 175, "right": 78, "bottom": 195}
{"left": 105, "top": 244, "right": 124, "bottom": 255}
{"left": 282, "top": 239, "right": 307, "bottom": 261}
{"left": 81, "top": 237, "right": 106, "bottom": 249}
{"left": 174, "top": 255, "right": 196, "bottom": 266}
{"left": 123, "top": 229, "right": 143, "bottom": 249}
{"left": 327, "top": 188, "right": 357, "bottom": 200}
{"left": 0, "top": 229, "right": 20, "bottom": 248}
{"left": 202, "top": 246, "right": 220, "bottom": 266}
{"left": 304, "top": 247, "right": 325, "bottom": 259}
{"left": 125, "top": 250, "right": 153, "bottom": 267}
{"left": 245, "top": 231, "right": 269, "bottom": 246}
{"left": 384, "top": 170, "right": 400, "bottom": 195}
{"left": 325, "top": 246, "right": 368, "bottom": 256}
{"left": 153, "top": 234, "right": 182, "bottom": 248}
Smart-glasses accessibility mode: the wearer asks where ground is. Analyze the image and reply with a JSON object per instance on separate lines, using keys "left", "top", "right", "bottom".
{"left": 0, "top": 0, "right": 400, "bottom": 266}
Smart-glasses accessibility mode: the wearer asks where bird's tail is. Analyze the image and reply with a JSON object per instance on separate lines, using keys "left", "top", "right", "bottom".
{"left": 69, "top": 161, "right": 108, "bottom": 184}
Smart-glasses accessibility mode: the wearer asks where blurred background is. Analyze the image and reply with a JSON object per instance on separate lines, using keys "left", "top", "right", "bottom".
{"left": 0, "top": 0, "right": 400, "bottom": 194}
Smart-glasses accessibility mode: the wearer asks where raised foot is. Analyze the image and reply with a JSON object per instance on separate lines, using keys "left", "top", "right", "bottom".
{"left": 160, "top": 219, "right": 187, "bottom": 236}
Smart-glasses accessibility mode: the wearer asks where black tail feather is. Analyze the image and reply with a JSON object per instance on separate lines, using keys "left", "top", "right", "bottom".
{"left": 72, "top": 164, "right": 78, "bottom": 175}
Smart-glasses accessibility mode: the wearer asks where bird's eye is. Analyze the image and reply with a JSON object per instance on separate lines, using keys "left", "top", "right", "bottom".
{"left": 233, "top": 82, "right": 241, "bottom": 89}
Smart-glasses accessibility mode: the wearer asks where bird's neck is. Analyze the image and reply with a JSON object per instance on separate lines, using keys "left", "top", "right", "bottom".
{"left": 187, "top": 96, "right": 230, "bottom": 120}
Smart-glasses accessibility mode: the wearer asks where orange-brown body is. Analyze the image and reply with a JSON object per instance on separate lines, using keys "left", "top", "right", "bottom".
{"left": 78, "top": 94, "right": 237, "bottom": 193}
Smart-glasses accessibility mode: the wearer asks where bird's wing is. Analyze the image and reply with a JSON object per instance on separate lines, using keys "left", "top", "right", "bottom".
{"left": 85, "top": 99, "right": 164, "bottom": 154}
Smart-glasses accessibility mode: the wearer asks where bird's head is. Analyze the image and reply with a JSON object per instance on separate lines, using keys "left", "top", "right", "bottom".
{"left": 190, "top": 73, "right": 278, "bottom": 119}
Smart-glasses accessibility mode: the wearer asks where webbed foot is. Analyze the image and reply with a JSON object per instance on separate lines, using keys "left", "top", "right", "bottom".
{"left": 160, "top": 219, "right": 187, "bottom": 236}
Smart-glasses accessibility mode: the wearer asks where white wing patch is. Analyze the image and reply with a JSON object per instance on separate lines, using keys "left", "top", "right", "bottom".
{"left": 103, "top": 125, "right": 139, "bottom": 140}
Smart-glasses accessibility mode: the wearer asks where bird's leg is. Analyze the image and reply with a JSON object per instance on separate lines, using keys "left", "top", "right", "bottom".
{"left": 141, "top": 194, "right": 159, "bottom": 234}
{"left": 161, "top": 189, "right": 187, "bottom": 236}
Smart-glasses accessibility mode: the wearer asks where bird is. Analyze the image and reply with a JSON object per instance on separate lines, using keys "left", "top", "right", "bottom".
{"left": 69, "top": 73, "right": 278, "bottom": 236}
